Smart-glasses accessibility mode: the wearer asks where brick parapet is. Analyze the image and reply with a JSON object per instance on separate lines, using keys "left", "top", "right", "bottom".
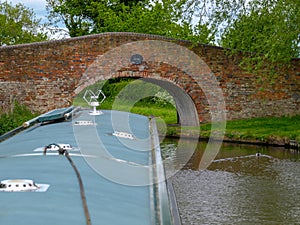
{"left": 0, "top": 32, "right": 299, "bottom": 122}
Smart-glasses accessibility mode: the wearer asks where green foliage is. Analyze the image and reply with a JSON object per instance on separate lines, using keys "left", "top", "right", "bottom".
{"left": 0, "top": 102, "right": 38, "bottom": 135}
{"left": 74, "top": 78, "right": 175, "bottom": 107}
{"left": 186, "top": 0, "right": 299, "bottom": 68}
{"left": 220, "top": 0, "right": 300, "bottom": 71}
{"left": 47, "top": 0, "right": 299, "bottom": 72}
{"left": 0, "top": 1, "right": 48, "bottom": 45}
{"left": 73, "top": 78, "right": 177, "bottom": 124}
{"left": 46, "top": 0, "right": 216, "bottom": 44}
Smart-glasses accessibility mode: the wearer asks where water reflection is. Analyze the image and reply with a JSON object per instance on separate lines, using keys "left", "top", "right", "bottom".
{"left": 161, "top": 139, "right": 300, "bottom": 225}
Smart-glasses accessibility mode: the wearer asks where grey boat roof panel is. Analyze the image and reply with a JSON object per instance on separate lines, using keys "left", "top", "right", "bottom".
{"left": 0, "top": 110, "right": 154, "bottom": 225}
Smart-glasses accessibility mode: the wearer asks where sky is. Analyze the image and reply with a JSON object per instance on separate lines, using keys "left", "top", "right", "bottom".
{"left": 8, "top": 0, "right": 69, "bottom": 39}
{"left": 9, "top": 0, "right": 48, "bottom": 22}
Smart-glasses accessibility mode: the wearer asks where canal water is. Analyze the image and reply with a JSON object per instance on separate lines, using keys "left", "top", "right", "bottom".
{"left": 161, "top": 139, "right": 300, "bottom": 225}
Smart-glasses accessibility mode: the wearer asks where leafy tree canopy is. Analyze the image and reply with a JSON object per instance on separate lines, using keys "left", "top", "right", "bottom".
{"left": 47, "top": 0, "right": 299, "bottom": 68}
{"left": 218, "top": 0, "right": 300, "bottom": 65}
{"left": 46, "top": 0, "right": 215, "bottom": 44}
{"left": 0, "top": 1, "right": 48, "bottom": 46}
{"left": 185, "top": 0, "right": 299, "bottom": 66}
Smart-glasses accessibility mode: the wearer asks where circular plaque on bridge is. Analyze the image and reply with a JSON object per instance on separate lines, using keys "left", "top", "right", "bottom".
{"left": 130, "top": 54, "right": 143, "bottom": 65}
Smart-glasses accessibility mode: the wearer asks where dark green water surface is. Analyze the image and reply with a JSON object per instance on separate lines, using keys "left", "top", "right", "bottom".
{"left": 161, "top": 139, "right": 300, "bottom": 225}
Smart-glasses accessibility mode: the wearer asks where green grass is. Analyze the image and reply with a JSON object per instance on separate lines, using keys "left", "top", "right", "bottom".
{"left": 199, "top": 115, "right": 300, "bottom": 143}
{"left": 2, "top": 99, "right": 299, "bottom": 145}
{"left": 73, "top": 78, "right": 178, "bottom": 125}
{"left": 3, "top": 78, "right": 299, "bottom": 145}
{"left": 165, "top": 115, "right": 300, "bottom": 143}
{"left": 100, "top": 99, "right": 177, "bottom": 125}
{"left": 73, "top": 78, "right": 300, "bottom": 144}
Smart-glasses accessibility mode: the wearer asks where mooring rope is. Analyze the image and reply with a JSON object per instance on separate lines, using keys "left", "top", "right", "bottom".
{"left": 44, "top": 144, "right": 92, "bottom": 225}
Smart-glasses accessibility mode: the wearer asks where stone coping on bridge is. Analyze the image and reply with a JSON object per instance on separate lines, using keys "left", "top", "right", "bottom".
{"left": 0, "top": 32, "right": 223, "bottom": 51}
{"left": 1, "top": 31, "right": 299, "bottom": 63}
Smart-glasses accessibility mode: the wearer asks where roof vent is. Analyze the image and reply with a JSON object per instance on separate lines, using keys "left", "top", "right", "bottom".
{"left": 0, "top": 179, "right": 49, "bottom": 192}
{"left": 33, "top": 143, "right": 78, "bottom": 152}
{"left": 112, "top": 131, "right": 135, "bottom": 140}
{"left": 45, "top": 143, "right": 73, "bottom": 151}
{"left": 74, "top": 120, "right": 96, "bottom": 126}
{"left": 83, "top": 89, "right": 106, "bottom": 115}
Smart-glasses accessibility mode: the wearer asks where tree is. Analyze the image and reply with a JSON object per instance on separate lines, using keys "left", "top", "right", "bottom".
{"left": 0, "top": 1, "right": 48, "bottom": 46}
{"left": 47, "top": 0, "right": 299, "bottom": 69}
{"left": 220, "top": 0, "right": 300, "bottom": 65}
{"left": 46, "top": 0, "right": 175, "bottom": 36}
{"left": 46, "top": 0, "right": 215, "bottom": 44}
{"left": 184, "top": 0, "right": 299, "bottom": 70}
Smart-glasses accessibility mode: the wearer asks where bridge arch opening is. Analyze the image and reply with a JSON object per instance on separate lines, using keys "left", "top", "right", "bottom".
{"left": 74, "top": 39, "right": 224, "bottom": 125}
{"left": 142, "top": 78, "right": 199, "bottom": 126}
{"left": 72, "top": 38, "right": 226, "bottom": 169}
{"left": 73, "top": 76, "right": 199, "bottom": 127}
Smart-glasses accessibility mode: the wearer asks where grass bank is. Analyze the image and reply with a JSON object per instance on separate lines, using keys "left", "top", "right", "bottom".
{"left": 167, "top": 115, "right": 300, "bottom": 146}
{"left": 2, "top": 78, "right": 299, "bottom": 147}
{"left": 74, "top": 78, "right": 300, "bottom": 146}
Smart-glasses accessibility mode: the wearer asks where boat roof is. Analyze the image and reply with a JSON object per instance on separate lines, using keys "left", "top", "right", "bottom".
{"left": 0, "top": 109, "right": 163, "bottom": 225}
{"left": 37, "top": 106, "right": 74, "bottom": 122}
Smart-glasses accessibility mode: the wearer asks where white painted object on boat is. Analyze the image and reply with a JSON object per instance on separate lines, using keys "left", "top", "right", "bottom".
{"left": 74, "top": 120, "right": 97, "bottom": 126}
{"left": 112, "top": 131, "right": 135, "bottom": 140}
{"left": 33, "top": 143, "right": 78, "bottom": 152}
{"left": 83, "top": 89, "right": 106, "bottom": 115}
{"left": 0, "top": 179, "right": 49, "bottom": 192}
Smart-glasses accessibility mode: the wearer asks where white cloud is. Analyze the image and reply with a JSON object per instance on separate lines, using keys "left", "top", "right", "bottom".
{"left": 43, "top": 27, "right": 70, "bottom": 40}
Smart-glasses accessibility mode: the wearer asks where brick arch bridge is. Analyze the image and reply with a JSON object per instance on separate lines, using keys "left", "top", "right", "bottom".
{"left": 0, "top": 32, "right": 299, "bottom": 125}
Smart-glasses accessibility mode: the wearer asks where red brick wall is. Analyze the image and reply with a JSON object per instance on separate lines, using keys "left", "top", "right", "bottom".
{"left": 0, "top": 32, "right": 299, "bottom": 122}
